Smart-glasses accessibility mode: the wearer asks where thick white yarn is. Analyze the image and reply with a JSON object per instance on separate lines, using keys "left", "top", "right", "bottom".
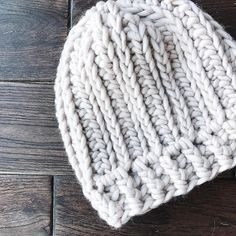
{"left": 55, "top": 0, "right": 236, "bottom": 228}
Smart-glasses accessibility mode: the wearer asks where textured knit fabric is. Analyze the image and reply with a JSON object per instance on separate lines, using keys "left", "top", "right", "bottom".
{"left": 55, "top": 0, "right": 236, "bottom": 228}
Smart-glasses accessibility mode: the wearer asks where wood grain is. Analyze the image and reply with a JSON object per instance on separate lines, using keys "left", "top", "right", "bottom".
{"left": 54, "top": 175, "right": 236, "bottom": 236}
{"left": 0, "top": 0, "right": 68, "bottom": 82}
{"left": 0, "top": 175, "right": 52, "bottom": 236}
{"left": 0, "top": 82, "right": 72, "bottom": 175}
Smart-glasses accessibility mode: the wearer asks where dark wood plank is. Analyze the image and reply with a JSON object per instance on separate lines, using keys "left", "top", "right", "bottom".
{"left": 0, "top": 175, "right": 52, "bottom": 236}
{"left": 0, "top": 0, "right": 68, "bottom": 82}
{"left": 0, "top": 82, "right": 72, "bottom": 175}
{"left": 217, "top": 169, "right": 235, "bottom": 179}
{"left": 54, "top": 175, "right": 236, "bottom": 236}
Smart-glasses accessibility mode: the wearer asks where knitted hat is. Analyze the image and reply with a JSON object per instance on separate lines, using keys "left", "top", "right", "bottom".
{"left": 55, "top": 0, "right": 236, "bottom": 228}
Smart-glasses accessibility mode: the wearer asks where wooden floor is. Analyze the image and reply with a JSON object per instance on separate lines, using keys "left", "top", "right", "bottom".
{"left": 0, "top": 0, "right": 236, "bottom": 235}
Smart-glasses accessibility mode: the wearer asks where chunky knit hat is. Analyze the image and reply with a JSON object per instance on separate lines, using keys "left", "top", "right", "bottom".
{"left": 55, "top": 0, "right": 236, "bottom": 228}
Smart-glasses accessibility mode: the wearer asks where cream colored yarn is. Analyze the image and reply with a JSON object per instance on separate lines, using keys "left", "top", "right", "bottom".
{"left": 55, "top": 0, "right": 236, "bottom": 228}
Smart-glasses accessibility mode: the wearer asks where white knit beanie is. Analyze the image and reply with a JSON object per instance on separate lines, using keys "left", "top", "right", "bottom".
{"left": 55, "top": 0, "right": 236, "bottom": 228}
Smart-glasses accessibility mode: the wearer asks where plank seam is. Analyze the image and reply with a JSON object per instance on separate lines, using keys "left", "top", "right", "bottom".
{"left": 51, "top": 176, "right": 57, "bottom": 236}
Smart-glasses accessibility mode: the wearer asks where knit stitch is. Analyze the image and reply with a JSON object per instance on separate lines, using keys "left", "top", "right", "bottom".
{"left": 55, "top": 0, "right": 236, "bottom": 228}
